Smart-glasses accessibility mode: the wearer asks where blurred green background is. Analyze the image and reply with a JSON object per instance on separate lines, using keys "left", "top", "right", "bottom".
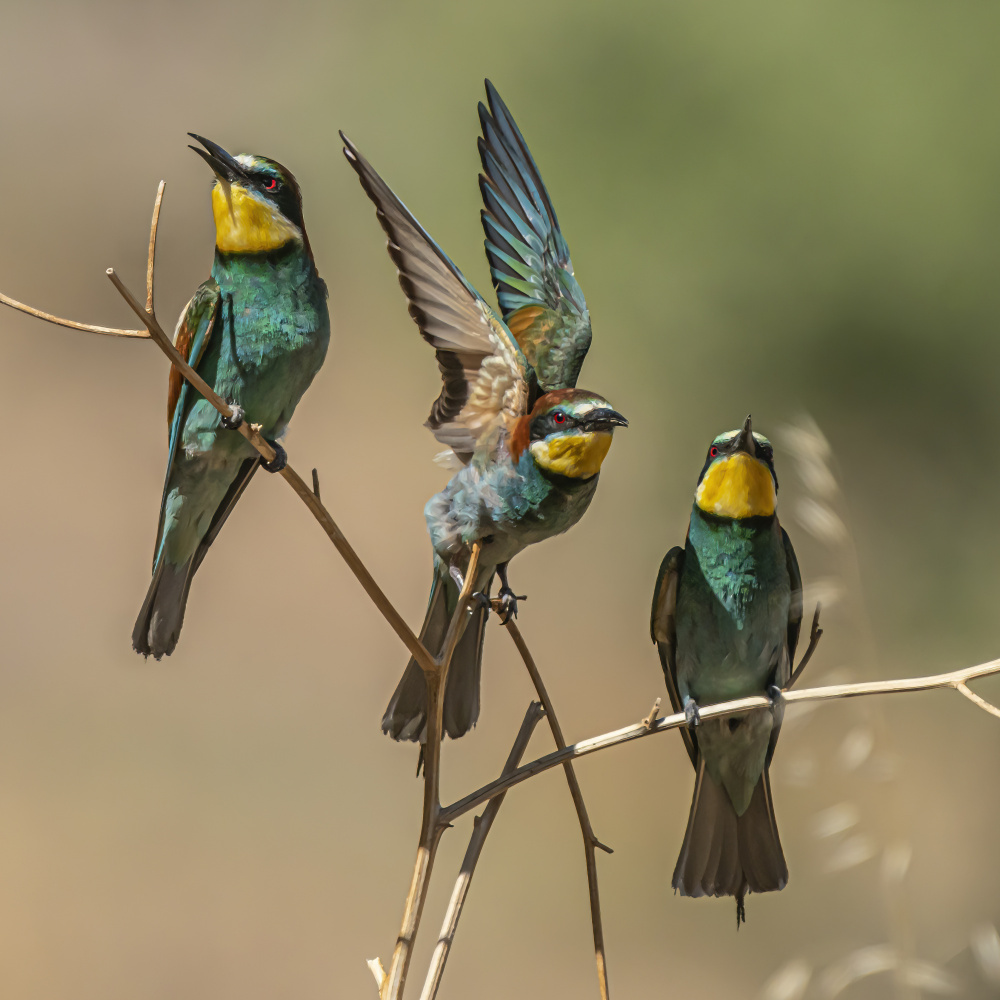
{"left": 1, "top": 1, "right": 1000, "bottom": 997}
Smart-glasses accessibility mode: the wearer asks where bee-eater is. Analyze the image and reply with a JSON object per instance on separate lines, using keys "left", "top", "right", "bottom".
{"left": 341, "top": 86, "right": 625, "bottom": 742}
{"left": 650, "top": 417, "right": 802, "bottom": 924}
{"left": 133, "top": 136, "right": 330, "bottom": 659}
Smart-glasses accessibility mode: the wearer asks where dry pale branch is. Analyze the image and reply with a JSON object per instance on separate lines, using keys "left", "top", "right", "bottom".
{"left": 501, "top": 618, "right": 612, "bottom": 1000}
{"left": 104, "top": 268, "right": 434, "bottom": 675}
{"left": 418, "top": 701, "right": 546, "bottom": 1000}
{"left": 788, "top": 604, "right": 824, "bottom": 689}
{"left": 440, "top": 658, "right": 1000, "bottom": 824}
{"left": 0, "top": 179, "right": 164, "bottom": 339}
{"left": 381, "top": 543, "right": 483, "bottom": 1000}
{"left": 3, "top": 183, "right": 433, "bottom": 672}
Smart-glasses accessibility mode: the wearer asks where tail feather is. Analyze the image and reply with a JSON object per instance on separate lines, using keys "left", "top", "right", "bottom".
{"left": 382, "top": 571, "right": 493, "bottom": 741}
{"left": 132, "top": 558, "right": 194, "bottom": 659}
{"left": 134, "top": 457, "right": 260, "bottom": 659}
{"left": 673, "top": 761, "right": 786, "bottom": 921}
{"left": 738, "top": 771, "right": 787, "bottom": 894}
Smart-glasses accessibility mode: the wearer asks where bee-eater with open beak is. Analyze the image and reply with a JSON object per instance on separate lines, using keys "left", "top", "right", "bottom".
{"left": 342, "top": 83, "right": 626, "bottom": 741}
{"left": 133, "top": 136, "right": 330, "bottom": 658}
{"left": 651, "top": 417, "right": 803, "bottom": 925}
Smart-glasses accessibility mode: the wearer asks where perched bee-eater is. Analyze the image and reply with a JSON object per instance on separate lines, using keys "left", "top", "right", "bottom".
{"left": 651, "top": 417, "right": 802, "bottom": 925}
{"left": 342, "top": 84, "right": 625, "bottom": 742}
{"left": 133, "top": 136, "right": 330, "bottom": 659}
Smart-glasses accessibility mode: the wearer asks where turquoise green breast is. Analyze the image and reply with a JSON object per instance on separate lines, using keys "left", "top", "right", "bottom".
{"left": 674, "top": 507, "right": 791, "bottom": 703}
{"left": 203, "top": 244, "right": 330, "bottom": 436}
{"left": 498, "top": 448, "right": 599, "bottom": 532}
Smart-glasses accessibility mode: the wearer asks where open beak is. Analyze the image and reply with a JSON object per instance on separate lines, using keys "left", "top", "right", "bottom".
{"left": 584, "top": 408, "right": 629, "bottom": 432}
{"left": 734, "top": 413, "right": 756, "bottom": 456}
{"left": 187, "top": 134, "right": 251, "bottom": 184}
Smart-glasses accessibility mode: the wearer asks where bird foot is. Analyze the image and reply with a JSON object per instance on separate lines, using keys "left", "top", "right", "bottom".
{"left": 262, "top": 441, "right": 287, "bottom": 473}
{"left": 220, "top": 403, "right": 244, "bottom": 430}
{"left": 768, "top": 684, "right": 784, "bottom": 708}
{"left": 470, "top": 591, "right": 492, "bottom": 611}
{"left": 684, "top": 698, "right": 701, "bottom": 728}
{"left": 496, "top": 586, "right": 527, "bottom": 624}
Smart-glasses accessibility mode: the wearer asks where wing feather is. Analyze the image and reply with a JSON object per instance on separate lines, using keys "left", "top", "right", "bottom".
{"left": 478, "top": 80, "right": 592, "bottom": 391}
{"left": 342, "top": 132, "right": 534, "bottom": 463}
{"left": 153, "top": 279, "right": 220, "bottom": 567}
{"left": 651, "top": 546, "right": 697, "bottom": 767}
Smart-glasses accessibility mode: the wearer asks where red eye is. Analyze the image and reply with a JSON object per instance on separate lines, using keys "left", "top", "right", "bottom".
{"left": 264, "top": 178, "right": 279, "bottom": 192}
{"left": 553, "top": 412, "right": 566, "bottom": 424}
{"left": 710, "top": 446, "right": 719, "bottom": 457}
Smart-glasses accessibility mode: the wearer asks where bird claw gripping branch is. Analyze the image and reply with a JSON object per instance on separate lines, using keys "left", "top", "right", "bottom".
{"left": 261, "top": 441, "right": 287, "bottom": 473}
{"left": 683, "top": 698, "right": 702, "bottom": 728}
{"left": 219, "top": 402, "right": 244, "bottom": 430}
{"left": 496, "top": 587, "right": 526, "bottom": 624}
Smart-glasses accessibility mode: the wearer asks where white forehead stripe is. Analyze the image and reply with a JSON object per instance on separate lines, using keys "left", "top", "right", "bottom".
{"left": 235, "top": 154, "right": 257, "bottom": 169}
{"left": 713, "top": 429, "right": 771, "bottom": 447}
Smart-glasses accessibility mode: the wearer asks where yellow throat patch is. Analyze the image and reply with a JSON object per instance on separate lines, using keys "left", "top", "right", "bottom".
{"left": 695, "top": 452, "right": 776, "bottom": 519}
{"left": 212, "top": 182, "right": 300, "bottom": 254}
{"left": 530, "top": 431, "right": 613, "bottom": 479}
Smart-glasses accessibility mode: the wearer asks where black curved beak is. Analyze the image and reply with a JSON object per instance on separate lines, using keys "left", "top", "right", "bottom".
{"left": 188, "top": 134, "right": 250, "bottom": 184}
{"left": 584, "top": 408, "right": 629, "bottom": 432}
{"left": 734, "top": 413, "right": 756, "bottom": 456}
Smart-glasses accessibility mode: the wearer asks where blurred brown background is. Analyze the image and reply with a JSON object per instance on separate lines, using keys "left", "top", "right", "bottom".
{"left": 1, "top": 1, "right": 1000, "bottom": 997}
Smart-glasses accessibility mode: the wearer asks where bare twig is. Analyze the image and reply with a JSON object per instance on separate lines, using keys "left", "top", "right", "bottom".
{"left": 0, "top": 182, "right": 167, "bottom": 339}
{"left": 642, "top": 698, "right": 662, "bottom": 730}
{"left": 787, "top": 604, "right": 823, "bottom": 689}
{"left": 501, "top": 619, "right": 612, "bottom": 999}
{"left": 145, "top": 180, "right": 165, "bottom": 315}
{"left": 382, "top": 543, "right": 483, "bottom": 1000}
{"left": 441, "top": 657, "right": 1000, "bottom": 824}
{"left": 105, "top": 268, "right": 435, "bottom": 674}
{"left": 956, "top": 681, "right": 1000, "bottom": 720}
{"left": 0, "top": 290, "right": 149, "bottom": 337}
{"left": 418, "top": 702, "right": 546, "bottom": 1000}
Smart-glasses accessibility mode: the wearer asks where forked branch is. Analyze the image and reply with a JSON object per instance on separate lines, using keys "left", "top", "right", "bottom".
{"left": 0, "top": 180, "right": 163, "bottom": 339}
{"left": 501, "top": 617, "right": 612, "bottom": 1000}
{"left": 441, "top": 657, "right": 1000, "bottom": 824}
{"left": 418, "top": 701, "right": 546, "bottom": 1000}
{"left": 104, "top": 267, "right": 434, "bottom": 675}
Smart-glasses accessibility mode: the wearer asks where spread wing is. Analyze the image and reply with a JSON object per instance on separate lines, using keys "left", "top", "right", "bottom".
{"left": 782, "top": 526, "right": 803, "bottom": 667}
{"left": 342, "top": 132, "right": 535, "bottom": 464}
{"left": 153, "top": 279, "right": 220, "bottom": 566}
{"left": 478, "top": 80, "right": 591, "bottom": 391}
{"left": 650, "top": 546, "right": 697, "bottom": 767}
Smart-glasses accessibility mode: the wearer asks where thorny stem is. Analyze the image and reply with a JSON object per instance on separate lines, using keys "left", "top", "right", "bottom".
{"left": 502, "top": 618, "right": 612, "bottom": 1000}
{"left": 440, "top": 657, "right": 1000, "bottom": 825}
{"left": 418, "top": 702, "right": 546, "bottom": 1000}
{"left": 382, "top": 543, "right": 482, "bottom": 1000}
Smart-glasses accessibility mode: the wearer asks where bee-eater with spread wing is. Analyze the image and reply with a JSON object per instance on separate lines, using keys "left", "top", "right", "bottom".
{"left": 341, "top": 91, "right": 625, "bottom": 742}
{"left": 133, "top": 136, "right": 330, "bottom": 659}
{"left": 651, "top": 417, "right": 802, "bottom": 925}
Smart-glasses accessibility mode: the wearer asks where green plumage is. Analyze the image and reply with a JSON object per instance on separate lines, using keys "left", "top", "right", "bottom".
{"left": 134, "top": 144, "right": 329, "bottom": 659}
{"left": 651, "top": 421, "right": 802, "bottom": 923}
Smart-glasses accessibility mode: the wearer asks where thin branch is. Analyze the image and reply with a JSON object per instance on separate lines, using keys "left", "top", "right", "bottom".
{"left": 440, "top": 657, "right": 1000, "bottom": 825}
{"left": 956, "top": 681, "right": 1000, "bottom": 721}
{"left": 502, "top": 618, "right": 612, "bottom": 1000}
{"left": 419, "top": 702, "right": 546, "bottom": 1000}
{"left": 382, "top": 543, "right": 483, "bottom": 1000}
{"left": 145, "top": 180, "right": 165, "bottom": 315}
{"left": 0, "top": 181, "right": 169, "bottom": 339}
{"left": 788, "top": 604, "right": 823, "bottom": 689}
{"left": 0, "top": 289, "right": 149, "bottom": 338}
{"left": 105, "top": 268, "right": 435, "bottom": 675}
